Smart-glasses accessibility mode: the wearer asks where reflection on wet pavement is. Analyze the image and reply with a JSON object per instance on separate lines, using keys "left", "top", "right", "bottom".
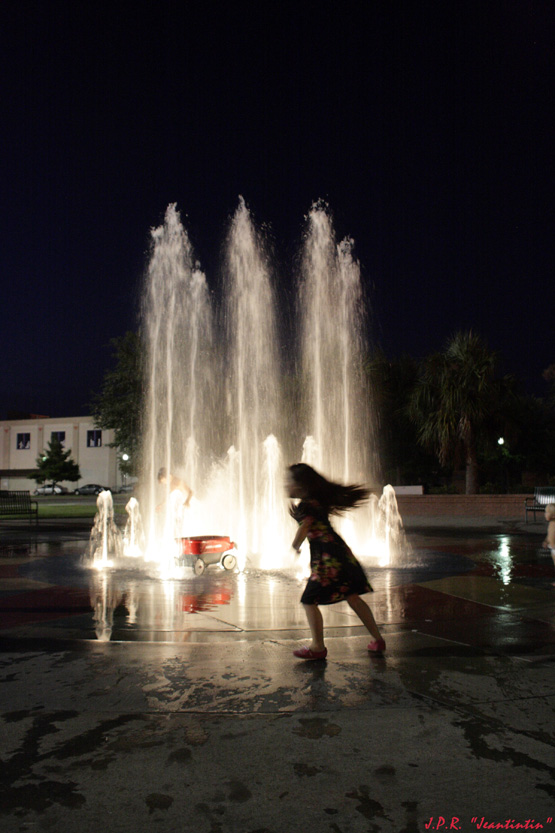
{"left": 0, "top": 530, "right": 553, "bottom": 655}
{"left": 1, "top": 527, "right": 554, "bottom": 829}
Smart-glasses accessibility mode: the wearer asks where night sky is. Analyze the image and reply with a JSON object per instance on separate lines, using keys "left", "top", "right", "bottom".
{"left": 2, "top": 1, "right": 553, "bottom": 418}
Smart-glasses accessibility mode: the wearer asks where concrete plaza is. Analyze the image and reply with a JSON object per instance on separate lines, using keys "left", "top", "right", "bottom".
{"left": 0, "top": 516, "right": 554, "bottom": 832}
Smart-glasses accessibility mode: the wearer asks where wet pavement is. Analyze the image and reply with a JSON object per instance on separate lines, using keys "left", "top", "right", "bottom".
{"left": 0, "top": 519, "right": 554, "bottom": 832}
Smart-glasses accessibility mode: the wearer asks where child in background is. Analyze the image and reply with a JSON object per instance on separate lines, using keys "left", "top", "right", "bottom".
{"left": 543, "top": 503, "right": 555, "bottom": 582}
{"left": 156, "top": 468, "right": 193, "bottom": 512}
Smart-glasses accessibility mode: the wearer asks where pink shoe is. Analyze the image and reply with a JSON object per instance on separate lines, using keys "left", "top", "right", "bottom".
{"left": 293, "top": 646, "right": 328, "bottom": 660}
{"left": 367, "top": 639, "right": 386, "bottom": 653}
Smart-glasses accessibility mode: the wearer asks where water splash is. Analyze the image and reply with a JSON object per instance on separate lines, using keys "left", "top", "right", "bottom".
{"left": 224, "top": 199, "right": 283, "bottom": 557}
{"left": 140, "top": 203, "right": 215, "bottom": 567}
{"left": 92, "top": 199, "right": 405, "bottom": 574}
{"left": 123, "top": 497, "right": 145, "bottom": 558}
{"left": 87, "top": 490, "right": 122, "bottom": 568}
{"left": 299, "top": 207, "right": 371, "bottom": 483}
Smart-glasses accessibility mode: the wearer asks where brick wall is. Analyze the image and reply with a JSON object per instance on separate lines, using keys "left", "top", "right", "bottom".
{"left": 395, "top": 494, "right": 529, "bottom": 519}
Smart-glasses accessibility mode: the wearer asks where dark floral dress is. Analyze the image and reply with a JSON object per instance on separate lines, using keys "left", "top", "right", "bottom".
{"left": 293, "top": 498, "right": 373, "bottom": 605}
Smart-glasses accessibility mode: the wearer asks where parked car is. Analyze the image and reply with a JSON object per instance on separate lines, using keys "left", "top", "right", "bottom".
{"left": 73, "top": 483, "right": 107, "bottom": 495}
{"left": 34, "top": 483, "right": 69, "bottom": 495}
{"left": 118, "top": 484, "right": 135, "bottom": 493}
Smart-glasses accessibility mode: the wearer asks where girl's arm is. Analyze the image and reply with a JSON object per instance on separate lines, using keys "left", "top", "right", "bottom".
{"left": 292, "top": 517, "right": 313, "bottom": 552}
{"left": 545, "top": 520, "right": 555, "bottom": 549}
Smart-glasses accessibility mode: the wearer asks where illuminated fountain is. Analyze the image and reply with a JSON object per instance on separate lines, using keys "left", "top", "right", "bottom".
{"left": 300, "top": 209, "right": 371, "bottom": 481}
{"left": 139, "top": 208, "right": 216, "bottom": 571}
{"left": 91, "top": 199, "right": 405, "bottom": 573}
{"left": 298, "top": 207, "right": 385, "bottom": 560}
{"left": 223, "top": 204, "right": 284, "bottom": 562}
{"left": 87, "top": 490, "right": 123, "bottom": 568}
{"left": 123, "top": 497, "right": 145, "bottom": 558}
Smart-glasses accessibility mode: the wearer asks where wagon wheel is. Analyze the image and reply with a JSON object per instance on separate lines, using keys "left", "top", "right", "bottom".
{"left": 193, "top": 558, "right": 205, "bottom": 576}
{"left": 222, "top": 553, "right": 237, "bottom": 571}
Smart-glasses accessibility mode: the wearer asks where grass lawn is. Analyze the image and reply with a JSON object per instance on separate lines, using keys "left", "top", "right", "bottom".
{"left": 37, "top": 504, "right": 125, "bottom": 519}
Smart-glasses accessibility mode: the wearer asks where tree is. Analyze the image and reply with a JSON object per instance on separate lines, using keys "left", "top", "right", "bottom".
{"left": 365, "top": 351, "right": 440, "bottom": 486}
{"left": 91, "top": 331, "right": 143, "bottom": 477}
{"left": 408, "top": 331, "right": 509, "bottom": 494}
{"left": 34, "top": 437, "right": 80, "bottom": 486}
{"left": 496, "top": 392, "right": 555, "bottom": 483}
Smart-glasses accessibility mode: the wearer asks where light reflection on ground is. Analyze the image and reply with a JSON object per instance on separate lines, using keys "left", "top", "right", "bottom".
{"left": 1, "top": 528, "right": 553, "bottom": 644}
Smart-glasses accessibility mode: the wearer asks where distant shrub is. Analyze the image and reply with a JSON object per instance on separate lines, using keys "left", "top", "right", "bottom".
{"left": 428, "top": 484, "right": 459, "bottom": 495}
{"left": 479, "top": 482, "right": 498, "bottom": 494}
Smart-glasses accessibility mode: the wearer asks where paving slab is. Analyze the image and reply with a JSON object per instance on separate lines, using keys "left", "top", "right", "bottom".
{"left": 0, "top": 525, "right": 554, "bottom": 832}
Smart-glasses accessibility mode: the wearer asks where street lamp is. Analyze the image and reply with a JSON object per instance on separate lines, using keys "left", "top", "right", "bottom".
{"left": 497, "top": 438, "right": 509, "bottom": 491}
{"left": 121, "top": 453, "right": 129, "bottom": 489}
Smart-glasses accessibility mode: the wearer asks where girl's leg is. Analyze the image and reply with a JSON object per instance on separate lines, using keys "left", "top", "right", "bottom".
{"left": 303, "top": 603, "right": 325, "bottom": 651}
{"left": 346, "top": 594, "right": 382, "bottom": 641}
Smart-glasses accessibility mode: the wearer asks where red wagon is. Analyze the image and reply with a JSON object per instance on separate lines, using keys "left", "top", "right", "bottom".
{"left": 178, "top": 535, "right": 238, "bottom": 575}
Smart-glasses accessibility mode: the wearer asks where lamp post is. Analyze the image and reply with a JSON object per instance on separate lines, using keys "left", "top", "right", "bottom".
{"left": 497, "top": 438, "right": 508, "bottom": 492}
{"left": 121, "top": 453, "right": 129, "bottom": 490}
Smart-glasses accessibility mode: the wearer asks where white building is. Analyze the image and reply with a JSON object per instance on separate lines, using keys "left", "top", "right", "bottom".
{"left": 0, "top": 415, "right": 124, "bottom": 492}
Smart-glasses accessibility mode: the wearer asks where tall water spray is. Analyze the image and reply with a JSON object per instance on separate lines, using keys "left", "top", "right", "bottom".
{"left": 224, "top": 199, "right": 286, "bottom": 559}
{"left": 300, "top": 207, "right": 371, "bottom": 484}
{"left": 133, "top": 199, "right": 402, "bottom": 572}
{"left": 141, "top": 204, "right": 216, "bottom": 563}
{"left": 298, "top": 207, "right": 383, "bottom": 557}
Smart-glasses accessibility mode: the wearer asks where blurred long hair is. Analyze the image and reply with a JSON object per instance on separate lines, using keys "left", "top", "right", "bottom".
{"left": 288, "top": 463, "right": 369, "bottom": 516}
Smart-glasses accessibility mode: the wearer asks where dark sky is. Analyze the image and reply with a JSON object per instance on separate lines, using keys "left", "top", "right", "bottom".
{"left": 1, "top": 1, "right": 553, "bottom": 418}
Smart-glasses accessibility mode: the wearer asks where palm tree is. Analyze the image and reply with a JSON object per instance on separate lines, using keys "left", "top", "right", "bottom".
{"left": 408, "top": 331, "right": 504, "bottom": 494}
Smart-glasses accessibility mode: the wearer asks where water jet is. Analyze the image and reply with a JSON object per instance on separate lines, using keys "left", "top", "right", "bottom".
{"left": 90, "top": 199, "right": 405, "bottom": 573}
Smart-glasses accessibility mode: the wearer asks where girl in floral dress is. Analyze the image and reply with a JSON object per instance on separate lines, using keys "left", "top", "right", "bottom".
{"left": 288, "top": 463, "right": 385, "bottom": 660}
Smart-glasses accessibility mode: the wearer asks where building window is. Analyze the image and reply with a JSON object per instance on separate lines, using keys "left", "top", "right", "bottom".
{"left": 87, "top": 430, "right": 102, "bottom": 448}
{"left": 17, "top": 433, "right": 31, "bottom": 450}
{"left": 51, "top": 431, "right": 66, "bottom": 447}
